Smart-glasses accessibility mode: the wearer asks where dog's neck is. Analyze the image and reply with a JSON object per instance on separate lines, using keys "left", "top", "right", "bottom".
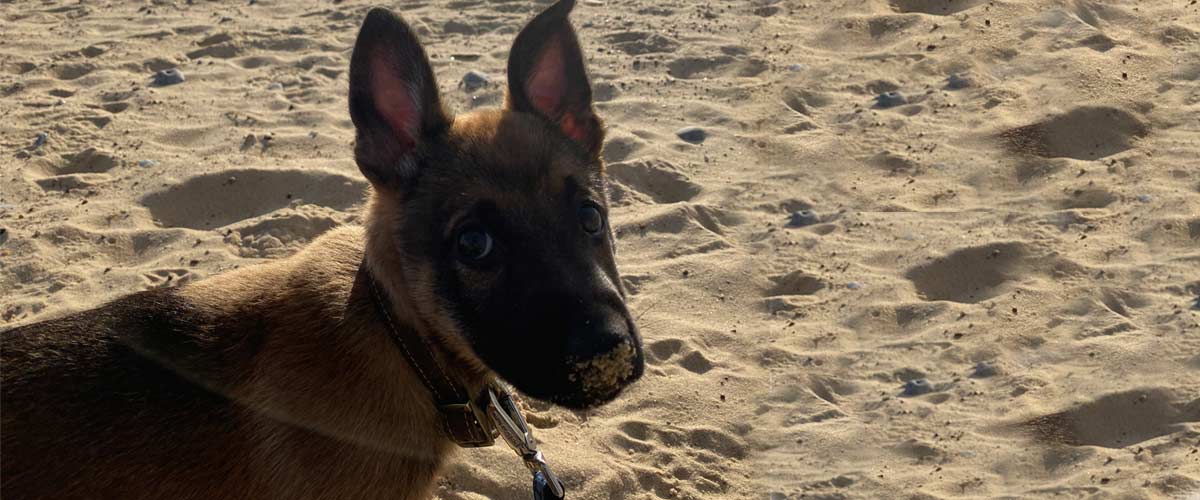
{"left": 361, "top": 194, "right": 492, "bottom": 401}
{"left": 178, "top": 217, "right": 486, "bottom": 459}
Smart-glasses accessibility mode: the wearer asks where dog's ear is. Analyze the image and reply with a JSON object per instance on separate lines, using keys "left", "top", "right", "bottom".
{"left": 506, "top": 0, "right": 604, "bottom": 158}
{"left": 349, "top": 8, "right": 449, "bottom": 187}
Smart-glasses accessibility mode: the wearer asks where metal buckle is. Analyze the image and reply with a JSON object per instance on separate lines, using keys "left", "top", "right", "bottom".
{"left": 486, "top": 384, "right": 566, "bottom": 498}
{"left": 439, "top": 401, "right": 496, "bottom": 448}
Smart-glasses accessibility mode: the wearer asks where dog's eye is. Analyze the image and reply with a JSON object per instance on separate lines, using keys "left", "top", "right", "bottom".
{"left": 456, "top": 228, "right": 493, "bottom": 261}
{"left": 579, "top": 204, "right": 604, "bottom": 234}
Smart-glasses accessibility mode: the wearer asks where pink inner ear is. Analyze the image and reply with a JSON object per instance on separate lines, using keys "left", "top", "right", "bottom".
{"left": 371, "top": 50, "right": 420, "bottom": 149}
{"left": 526, "top": 40, "right": 567, "bottom": 118}
{"left": 558, "top": 113, "right": 589, "bottom": 145}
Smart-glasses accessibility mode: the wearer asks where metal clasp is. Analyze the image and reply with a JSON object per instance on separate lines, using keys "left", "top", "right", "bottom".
{"left": 486, "top": 384, "right": 566, "bottom": 499}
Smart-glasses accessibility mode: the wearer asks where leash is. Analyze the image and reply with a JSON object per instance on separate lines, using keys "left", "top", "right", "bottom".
{"left": 362, "top": 264, "right": 566, "bottom": 499}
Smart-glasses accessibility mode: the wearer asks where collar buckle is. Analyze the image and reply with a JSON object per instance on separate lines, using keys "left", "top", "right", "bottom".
{"left": 439, "top": 400, "right": 497, "bottom": 448}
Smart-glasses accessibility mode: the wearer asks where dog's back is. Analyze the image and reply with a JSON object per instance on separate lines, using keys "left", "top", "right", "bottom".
{"left": 2, "top": 288, "right": 247, "bottom": 499}
{"left": 1, "top": 227, "right": 447, "bottom": 500}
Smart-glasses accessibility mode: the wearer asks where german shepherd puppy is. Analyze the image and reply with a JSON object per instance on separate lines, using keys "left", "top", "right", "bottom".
{"left": 1, "top": 1, "right": 644, "bottom": 498}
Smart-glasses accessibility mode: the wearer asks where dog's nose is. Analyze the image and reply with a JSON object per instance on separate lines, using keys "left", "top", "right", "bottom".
{"left": 564, "top": 307, "right": 631, "bottom": 361}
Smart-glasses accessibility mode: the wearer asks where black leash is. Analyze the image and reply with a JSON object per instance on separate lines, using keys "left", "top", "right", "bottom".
{"left": 361, "top": 263, "right": 565, "bottom": 499}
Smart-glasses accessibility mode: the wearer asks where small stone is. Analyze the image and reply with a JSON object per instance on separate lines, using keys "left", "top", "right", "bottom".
{"left": 0, "top": 227, "right": 8, "bottom": 247}
{"left": 946, "top": 73, "right": 974, "bottom": 89}
{"left": 874, "top": 91, "right": 907, "bottom": 108}
{"left": 787, "top": 209, "right": 819, "bottom": 227}
{"left": 846, "top": 281, "right": 863, "bottom": 290}
{"left": 675, "top": 126, "right": 706, "bottom": 144}
{"left": 1135, "top": 194, "right": 1153, "bottom": 203}
{"left": 32, "top": 132, "right": 48, "bottom": 149}
{"left": 307, "top": 131, "right": 318, "bottom": 139}
{"left": 901, "top": 378, "right": 933, "bottom": 396}
{"left": 461, "top": 70, "right": 489, "bottom": 91}
{"left": 152, "top": 68, "right": 185, "bottom": 86}
{"left": 267, "top": 82, "right": 284, "bottom": 91}
{"left": 786, "top": 63, "right": 805, "bottom": 72}
{"left": 137, "top": 159, "right": 158, "bottom": 168}
{"left": 831, "top": 475, "right": 855, "bottom": 488}
{"left": 970, "top": 361, "right": 998, "bottom": 378}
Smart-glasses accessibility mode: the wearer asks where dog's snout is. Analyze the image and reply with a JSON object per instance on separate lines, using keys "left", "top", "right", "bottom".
{"left": 565, "top": 307, "right": 631, "bottom": 361}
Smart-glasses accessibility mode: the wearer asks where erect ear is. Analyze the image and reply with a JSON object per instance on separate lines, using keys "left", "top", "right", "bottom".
{"left": 506, "top": 0, "right": 604, "bottom": 158}
{"left": 348, "top": 8, "right": 449, "bottom": 187}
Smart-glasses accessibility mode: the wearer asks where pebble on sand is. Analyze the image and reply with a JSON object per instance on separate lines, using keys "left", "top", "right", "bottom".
{"left": 138, "top": 159, "right": 159, "bottom": 168}
{"left": 1135, "top": 194, "right": 1153, "bottom": 203}
{"left": 787, "top": 209, "right": 819, "bottom": 227}
{"left": 32, "top": 132, "right": 48, "bottom": 149}
{"left": 901, "top": 379, "right": 933, "bottom": 396}
{"left": 0, "top": 227, "right": 8, "bottom": 247}
{"left": 461, "top": 70, "right": 489, "bottom": 91}
{"left": 874, "top": 91, "right": 907, "bottom": 108}
{"left": 946, "top": 73, "right": 975, "bottom": 90}
{"left": 846, "top": 281, "right": 863, "bottom": 290}
{"left": 675, "top": 126, "right": 707, "bottom": 144}
{"left": 152, "top": 68, "right": 185, "bottom": 86}
{"left": 970, "top": 361, "right": 998, "bottom": 378}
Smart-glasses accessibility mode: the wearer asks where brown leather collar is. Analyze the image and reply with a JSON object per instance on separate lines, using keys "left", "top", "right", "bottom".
{"left": 360, "top": 263, "right": 497, "bottom": 448}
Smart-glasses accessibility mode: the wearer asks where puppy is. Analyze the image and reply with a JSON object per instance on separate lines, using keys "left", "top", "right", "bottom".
{"left": 1, "top": 1, "right": 643, "bottom": 498}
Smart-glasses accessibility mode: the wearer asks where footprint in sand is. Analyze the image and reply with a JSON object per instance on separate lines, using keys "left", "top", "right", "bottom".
{"left": 647, "top": 338, "right": 684, "bottom": 363}
{"left": 667, "top": 55, "right": 768, "bottom": 80}
{"left": 888, "top": 0, "right": 986, "bottom": 15}
{"left": 29, "top": 149, "right": 118, "bottom": 188}
{"left": 1000, "top": 106, "right": 1148, "bottom": 161}
{"left": 48, "top": 148, "right": 120, "bottom": 175}
{"left": 612, "top": 420, "right": 746, "bottom": 496}
{"left": 766, "top": 270, "right": 828, "bottom": 297}
{"left": 51, "top": 62, "right": 96, "bottom": 80}
{"left": 606, "top": 159, "right": 701, "bottom": 204}
{"left": 603, "top": 31, "right": 680, "bottom": 55}
{"left": 1057, "top": 187, "right": 1118, "bottom": 209}
{"left": 1021, "top": 388, "right": 1200, "bottom": 448}
{"left": 140, "top": 169, "right": 366, "bottom": 230}
{"left": 906, "top": 242, "right": 1030, "bottom": 303}
{"left": 142, "top": 268, "right": 194, "bottom": 289}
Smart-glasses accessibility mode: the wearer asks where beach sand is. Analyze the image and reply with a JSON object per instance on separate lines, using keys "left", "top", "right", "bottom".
{"left": 2, "top": 0, "right": 1199, "bottom": 498}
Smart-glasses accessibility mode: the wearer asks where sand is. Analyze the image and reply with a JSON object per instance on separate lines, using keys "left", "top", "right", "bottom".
{"left": 2, "top": 0, "right": 1199, "bottom": 498}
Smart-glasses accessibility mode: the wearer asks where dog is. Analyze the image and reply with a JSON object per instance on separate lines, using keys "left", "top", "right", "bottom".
{"left": 1, "top": 1, "right": 644, "bottom": 498}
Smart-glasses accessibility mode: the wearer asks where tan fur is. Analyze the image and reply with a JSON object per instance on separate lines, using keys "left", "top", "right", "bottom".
{"left": 2, "top": 225, "right": 472, "bottom": 499}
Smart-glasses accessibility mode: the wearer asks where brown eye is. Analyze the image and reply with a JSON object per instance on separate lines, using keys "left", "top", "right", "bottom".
{"left": 579, "top": 204, "right": 603, "bottom": 234}
{"left": 457, "top": 228, "right": 493, "bottom": 262}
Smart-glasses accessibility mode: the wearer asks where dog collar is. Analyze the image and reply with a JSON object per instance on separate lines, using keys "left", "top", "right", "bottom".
{"left": 360, "top": 263, "right": 566, "bottom": 498}
{"left": 361, "top": 264, "right": 496, "bottom": 447}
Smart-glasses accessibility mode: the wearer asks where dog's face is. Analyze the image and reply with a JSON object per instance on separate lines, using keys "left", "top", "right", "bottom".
{"left": 348, "top": 0, "right": 643, "bottom": 409}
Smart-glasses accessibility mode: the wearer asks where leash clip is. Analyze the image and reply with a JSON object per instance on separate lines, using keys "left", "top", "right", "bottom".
{"left": 486, "top": 384, "right": 566, "bottom": 499}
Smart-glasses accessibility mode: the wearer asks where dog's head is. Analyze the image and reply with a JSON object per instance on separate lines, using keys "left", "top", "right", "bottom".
{"left": 348, "top": 0, "right": 643, "bottom": 409}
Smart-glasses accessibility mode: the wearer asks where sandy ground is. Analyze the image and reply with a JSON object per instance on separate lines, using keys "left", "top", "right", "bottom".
{"left": 3, "top": 0, "right": 1200, "bottom": 498}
